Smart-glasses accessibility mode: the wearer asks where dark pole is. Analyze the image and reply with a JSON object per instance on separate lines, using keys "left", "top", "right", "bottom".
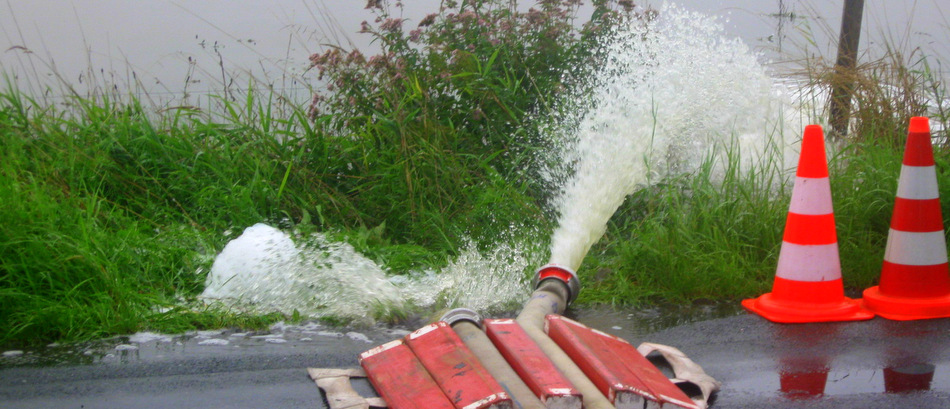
{"left": 829, "top": 0, "right": 865, "bottom": 139}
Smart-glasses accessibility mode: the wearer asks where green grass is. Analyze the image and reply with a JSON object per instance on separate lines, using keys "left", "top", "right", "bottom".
{"left": 0, "top": 90, "right": 287, "bottom": 345}
{"left": 576, "top": 140, "right": 913, "bottom": 305}
{"left": 0, "top": 77, "right": 549, "bottom": 347}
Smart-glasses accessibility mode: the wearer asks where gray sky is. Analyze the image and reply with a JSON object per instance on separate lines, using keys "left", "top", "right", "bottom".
{"left": 1, "top": 1, "right": 947, "bottom": 104}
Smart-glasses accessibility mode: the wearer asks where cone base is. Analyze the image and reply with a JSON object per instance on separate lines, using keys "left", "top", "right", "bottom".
{"left": 862, "top": 286, "right": 950, "bottom": 321}
{"left": 742, "top": 292, "right": 874, "bottom": 323}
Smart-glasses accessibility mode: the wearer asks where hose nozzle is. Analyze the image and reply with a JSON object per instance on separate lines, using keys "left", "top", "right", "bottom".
{"left": 533, "top": 264, "right": 581, "bottom": 306}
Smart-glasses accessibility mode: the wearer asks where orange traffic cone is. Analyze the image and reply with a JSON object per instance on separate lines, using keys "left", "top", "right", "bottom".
{"left": 862, "top": 117, "right": 950, "bottom": 320}
{"left": 743, "top": 125, "right": 874, "bottom": 323}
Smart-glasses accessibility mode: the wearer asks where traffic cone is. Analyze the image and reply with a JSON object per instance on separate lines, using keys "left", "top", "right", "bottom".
{"left": 862, "top": 116, "right": 950, "bottom": 320}
{"left": 742, "top": 125, "right": 874, "bottom": 323}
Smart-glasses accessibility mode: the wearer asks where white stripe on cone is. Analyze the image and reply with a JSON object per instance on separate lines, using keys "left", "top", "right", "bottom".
{"left": 788, "top": 177, "right": 834, "bottom": 215}
{"left": 884, "top": 230, "right": 949, "bottom": 266}
{"left": 776, "top": 242, "right": 842, "bottom": 282}
{"left": 896, "top": 166, "right": 940, "bottom": 200}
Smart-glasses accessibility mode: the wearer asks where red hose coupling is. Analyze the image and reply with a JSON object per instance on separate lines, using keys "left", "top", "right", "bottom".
{"left": 533, "top": 263, "right": 581, "bottom": 306}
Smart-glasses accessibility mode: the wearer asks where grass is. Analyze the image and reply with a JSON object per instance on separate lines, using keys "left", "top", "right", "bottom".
{"left": 0, "top": 73, "right": 550, "bottom": 347}
{"left": 2, "top": 0, "right": 950, "bottom": 349}
{"left": 0, "top": 89, "right": 293, "bottom": 345}
{"left": 576, "top": 139, "right": 911, "bottom": 305}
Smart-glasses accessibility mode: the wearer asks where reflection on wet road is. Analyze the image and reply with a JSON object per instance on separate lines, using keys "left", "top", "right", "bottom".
{"left": 3, "top": 306, "right": 950, "bottom": 408}
{"left": 602, "top": 310, "right": 950, "bottom": 408}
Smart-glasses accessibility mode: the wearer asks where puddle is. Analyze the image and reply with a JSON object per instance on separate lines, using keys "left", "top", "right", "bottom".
{"left": 732, "top": 363, "right": 950, "bottom": 399}
{"left": 726, "top": 318, "right": 950, "bottom": 400}
{"left": 566, "top": 301, "right": 746, "bottom": 340}
{"left": 0, "top": 302, "right": 740, "bottom": 368}
{"left": 0, "top": 321, "right": 408, "bottom": 368}
{"left": 634, "top": 312, "right": 950, "bottom": 404}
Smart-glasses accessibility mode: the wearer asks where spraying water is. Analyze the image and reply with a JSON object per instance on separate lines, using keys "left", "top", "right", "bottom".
{"left": 201, "top": 4, "right": 803, "bottom": 322}
{"left": 201, "top": 224, "right": 406, "bottom": 325}
{"left": 201, "top": 224, "right": 541, "bottom": 324}
{"left": 544, "top": 4, "right": 800, "bottom": 271}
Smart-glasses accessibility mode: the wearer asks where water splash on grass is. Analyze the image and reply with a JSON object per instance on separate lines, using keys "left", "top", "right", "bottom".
{"left": 201, "top": 5, "right": 805, "bottom": 324}
{"left": 200, "top": 224, "right": 404, "bottom": 325}
{"left": 200, "top": 223, "right": 542, "bottom": 324}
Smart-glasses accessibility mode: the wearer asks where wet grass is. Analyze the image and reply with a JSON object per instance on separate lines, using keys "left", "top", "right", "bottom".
{"left": 0, "top": 89, "right": 311, "bottom": 346}
{"left": 578, "top": 140, "right": 915, "bottom": 305}
{"left": 0, "top": 82, "right": 550, "bottom": 347}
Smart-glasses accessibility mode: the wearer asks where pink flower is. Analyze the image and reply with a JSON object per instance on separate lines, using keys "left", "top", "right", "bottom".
{"left": 359, "top": 21, "right": 372, "bottom": 33}
{"left": 418, "top": 13, "right": 437, "bottom": 27}
{"left": 347, "top": 50, "right": 366, "bottom": 64}
{"left": 308, "top": 50, "right": 328, "bottom": 66}
{"left": 380, "top": 18, "right": 404, "bottom": 32}
{"left": 364, "top": 0, "right": 381, "bottom": 10}
{"left": 368, "top": 55, "right": 388, "bottom": 70}
{"left": 527, "top": 8, "right": 544, "bottom": 25}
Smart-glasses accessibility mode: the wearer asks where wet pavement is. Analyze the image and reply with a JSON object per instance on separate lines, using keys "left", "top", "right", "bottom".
{"left": 609, "top": 313, "right": 950, "bottom": 408}
{"left": 2, "top": 309, "right": 950, "bottom": 408}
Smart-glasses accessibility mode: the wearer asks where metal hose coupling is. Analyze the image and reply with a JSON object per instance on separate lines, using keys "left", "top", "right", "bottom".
{"left": 533, "top": 263, "right": 581, "bottom": 306}
{"left": 440, "top": 307, "right": 483, "bottom": 328}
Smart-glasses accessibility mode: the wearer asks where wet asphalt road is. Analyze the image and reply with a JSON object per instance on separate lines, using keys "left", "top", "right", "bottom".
{"left": 2, "top": 313, "right": 950, "bottom": 409}
{"left": 637, "top": 313, "right": 950, "bottom": 408}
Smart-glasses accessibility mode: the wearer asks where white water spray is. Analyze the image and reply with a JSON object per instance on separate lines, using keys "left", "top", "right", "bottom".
{"left": 200, "top": 224, "right": 406, "bottom": 325}
{"left": 545, "top": 4, "right": 801, "bottom": 271}
{"left": 200, "top": 224, "right": 541, "bottom": 324}
{"left": 200, "top": 4, "right": 805, "bottom": 323}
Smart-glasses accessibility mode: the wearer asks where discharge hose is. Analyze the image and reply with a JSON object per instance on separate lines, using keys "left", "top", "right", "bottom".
{"left": 515, "top": 264, "right": 616, "bottom": 409}
{"left": 441, "top": 308, "right": 546, "bottom": 409}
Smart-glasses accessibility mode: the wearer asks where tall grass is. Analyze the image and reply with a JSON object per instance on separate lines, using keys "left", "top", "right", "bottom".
{"left": 0, "top": 87, "right": 313, "bottom": 345}
{"left": 0, "top": 81, "right": 546, "bottom": 347}
{"left": 576, "top": 136, "right": 910, "bottom": 305}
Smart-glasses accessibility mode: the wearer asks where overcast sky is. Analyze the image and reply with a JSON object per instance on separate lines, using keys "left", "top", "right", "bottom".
{"left": 2, "top": 0, "right": 947, "bottom": 103}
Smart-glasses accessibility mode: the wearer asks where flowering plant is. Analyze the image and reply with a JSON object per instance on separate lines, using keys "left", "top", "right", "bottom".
{"left": 309, "top": 0, "right": 635, "bottom": 133}
{"left": 304, "top": 0, "right": 639, "bottom": 244}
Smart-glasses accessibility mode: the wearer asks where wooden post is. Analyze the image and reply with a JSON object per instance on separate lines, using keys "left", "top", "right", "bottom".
{"left": 829, "top": 0, "right": 865, "bottom": 139}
